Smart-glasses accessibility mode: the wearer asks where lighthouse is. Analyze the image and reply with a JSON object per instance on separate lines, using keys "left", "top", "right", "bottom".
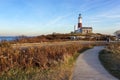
{"left": 74, "top": 14, "right": 92, "bottom": 34}
{"left": 78, "top": 14, "right": 82, "bottom": 29}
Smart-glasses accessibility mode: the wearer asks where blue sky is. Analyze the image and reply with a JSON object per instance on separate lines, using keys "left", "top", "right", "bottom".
{"left": 0, "top": 0, "right": 120, "bottom": 36}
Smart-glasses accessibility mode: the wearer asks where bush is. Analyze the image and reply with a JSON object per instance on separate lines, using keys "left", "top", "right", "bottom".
{"left": 0, "top": 42, "right": 91, "bottom": 74}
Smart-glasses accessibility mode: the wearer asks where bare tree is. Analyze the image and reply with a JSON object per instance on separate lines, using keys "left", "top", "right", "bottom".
{"left": 114, "top": 30, "right": 120, "bottom": 39}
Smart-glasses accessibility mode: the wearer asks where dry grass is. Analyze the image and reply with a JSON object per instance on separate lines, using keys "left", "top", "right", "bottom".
{"left": 99, "top": 43, "right": 120, "bottom": 79}
{"left": 0, "top": 41, "right": 93, "bottom": 80}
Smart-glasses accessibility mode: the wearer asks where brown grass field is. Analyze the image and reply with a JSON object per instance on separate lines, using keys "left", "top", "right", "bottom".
{"left": 0, "top": 41, "right": 94, "bottom": 80}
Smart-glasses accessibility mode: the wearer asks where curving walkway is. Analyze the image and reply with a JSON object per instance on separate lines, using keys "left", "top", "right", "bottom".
{"left": 72, "top": 46, "right": 118, "bottom": 80}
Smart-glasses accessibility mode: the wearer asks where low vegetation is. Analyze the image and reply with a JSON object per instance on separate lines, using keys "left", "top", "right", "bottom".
{"left": 99, "top": 43, "right": 120, "bottom": 79}
{"left": 0, "top": 41, "right": 92, "bottom": 80}
{"left": 12, "top": 33, "right": 116, "bottom": 43}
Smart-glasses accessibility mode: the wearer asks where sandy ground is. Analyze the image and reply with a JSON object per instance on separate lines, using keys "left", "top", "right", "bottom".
{"left": 72, "top": 46, "right": 118, "bottom": 80}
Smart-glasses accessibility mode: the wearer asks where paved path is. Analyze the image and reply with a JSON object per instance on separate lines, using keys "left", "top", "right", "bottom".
{"left": 72, "top": 46, "right": 118, "bottom": 80}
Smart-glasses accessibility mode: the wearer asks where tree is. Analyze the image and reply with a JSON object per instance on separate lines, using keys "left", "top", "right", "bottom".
{"left": 114, "top": 30, "right": 120, "bottom": 39}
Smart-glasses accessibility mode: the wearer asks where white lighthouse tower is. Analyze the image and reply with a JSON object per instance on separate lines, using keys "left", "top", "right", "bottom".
{"left": 78, "top": 14, "right": 82, "bottom": 29}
